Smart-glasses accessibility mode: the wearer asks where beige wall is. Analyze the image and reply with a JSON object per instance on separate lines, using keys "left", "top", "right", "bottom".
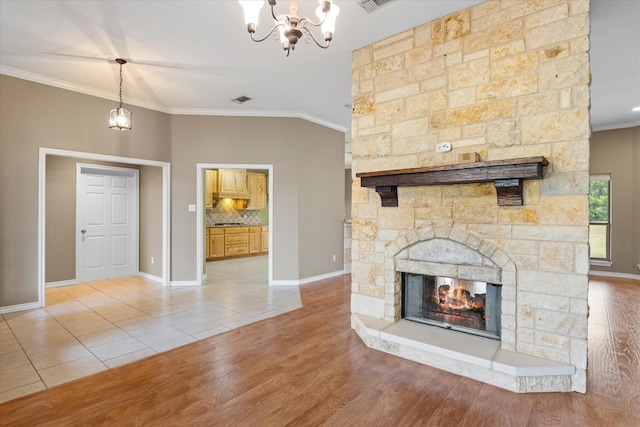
{"left": 44, "top": 156, "right": 78, "bottom": 283}
{"left": 138, "top": 165, "right": 164, "bottom": 278}
{"left": 298, "top": 132, "right": 345, "bottom": 277}
{"left": 1, "top": 75, "right": 345, "bottom": 307}
{"left": 590, "top": 126, "right": 640, "bottom": 275}
{"left": 169, "top": 115, "right": 344, "bottom": 281}
{"left": 0, "top": 75, "right": 172, "bottom": 306}
{"left": 45, "top": 157, "right": 163, "bottom": 283}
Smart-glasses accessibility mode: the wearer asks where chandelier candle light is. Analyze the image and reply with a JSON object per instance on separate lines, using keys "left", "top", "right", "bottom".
{"left": 239, "top": 0, "right": 339, "bottom": 56}
{"left": 109, "top": 58, "right": 132, "bottom": 131}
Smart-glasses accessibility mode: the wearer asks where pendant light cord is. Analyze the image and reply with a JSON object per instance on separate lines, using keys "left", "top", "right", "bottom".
{"left": 118, "top": 62, "right": 124, "bottom": 109}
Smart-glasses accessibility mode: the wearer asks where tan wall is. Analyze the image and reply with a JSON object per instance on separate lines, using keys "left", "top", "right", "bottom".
{"left": 298, "top": 132, "right": 346, "bottom": 277}
{"left": 590, "top": 126, "right": 640, "bottom": 275}
{"left": 1, "top": 74, "right": 345, "bottom": 307}
{"left": 139, "top": 165, "right": 164, "bottom": 278}
{"left": 0, "top": 75, "right": 172, "bottom": 306}
{"left": 45, "top": 156, "right": 78, "bottom": 283}
{"left": 169, "top": 115, "right": 344, "bottom": 281}
{"left": 45, "top": 157, "right": 163, "bottom": 283}
{"left": 350, "top": 0, "right": 590, "bottom": 392}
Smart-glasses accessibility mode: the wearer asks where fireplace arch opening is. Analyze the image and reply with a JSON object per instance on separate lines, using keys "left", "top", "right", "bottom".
{"left": 384, "top": 222, "right": 517, "bottom": 350}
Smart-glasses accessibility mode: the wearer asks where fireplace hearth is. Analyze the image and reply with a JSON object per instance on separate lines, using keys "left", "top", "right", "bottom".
{"left": 350, "top": 222, "right": 579, "bottom": 393}
{"left": 402, "top": 273, "right": 502, "bottom": 340}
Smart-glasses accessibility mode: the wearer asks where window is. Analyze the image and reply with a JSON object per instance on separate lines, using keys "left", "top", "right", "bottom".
{"left": 589, "top": 174, "right": 611, "bottom": 263}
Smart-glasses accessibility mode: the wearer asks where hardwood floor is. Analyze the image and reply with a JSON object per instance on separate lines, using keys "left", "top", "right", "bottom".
{"left": 1, "top": 275, "right": 638, "bottom": 426}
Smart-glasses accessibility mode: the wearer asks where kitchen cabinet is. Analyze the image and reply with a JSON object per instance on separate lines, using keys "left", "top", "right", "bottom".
{"left": 206, "top": 225, "right": 268, "bottom": 261}
{"left": 249, "top": 226, "right": 262, "bottom": 254}
{"left": 217, "top": 169, "right": 249, "bottom": 199}
{"left": 246, "top": 172, "right": 267, "bottom": 210}
{"left": 261, "top": 226, "right": 269, "bottom": 252}
{"left": 224, "top": 226, "right": 249, "bottom": 256}
{"left": 205, "top": 170, "right": 218, "bottom": 209}
{"left": 208, "top": 228, "right": 224, "bottom": 259}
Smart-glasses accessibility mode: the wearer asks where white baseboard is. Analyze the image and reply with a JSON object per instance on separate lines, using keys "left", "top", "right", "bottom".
{"left": 271, "top": 270, "right": 345, "bottom": 287}
{"left": 270, "top": 279, "right": 300, "bottom": 286}
{"left": 299, "top": 270, "right": 345, "bottom": 285}
{"left": 0, "top": 301, "right": 42, "bottom": 315}
{"left": 137, "top": 271, "right": 163, "bottom": 284}
{"left": 169, "top": 280, "right": 199, "bottom": 287}
{"left": 589, "top": 270, "right": 640, "bottom": 281}
{"left": 45, "top": 279, "right": 78, "bottom": 288}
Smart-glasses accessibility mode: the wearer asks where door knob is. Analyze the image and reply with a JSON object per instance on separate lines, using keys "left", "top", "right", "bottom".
{"left": 81, "top": 229, "right": 86, "bottom": 234}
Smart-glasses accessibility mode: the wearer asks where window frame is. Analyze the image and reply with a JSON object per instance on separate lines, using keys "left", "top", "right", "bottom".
{"left": 589, "top": 173, "right": 612, "bottom": 266}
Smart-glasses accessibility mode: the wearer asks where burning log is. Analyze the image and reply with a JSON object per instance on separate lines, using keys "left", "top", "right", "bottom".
{"left": 437, "top": 284, "right": 450, "bottom": 305}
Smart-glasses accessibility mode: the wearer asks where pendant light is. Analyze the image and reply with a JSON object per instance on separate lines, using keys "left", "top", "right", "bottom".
{"left": 239, "top": 0, "right": 340, "bottom": 57}
{"left": 109, "top": 58, "right": 132, "bottom": 131}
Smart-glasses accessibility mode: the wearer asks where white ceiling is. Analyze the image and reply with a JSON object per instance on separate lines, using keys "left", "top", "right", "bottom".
{"left": 1, "top": 0, "right": 639, "bottom": 135}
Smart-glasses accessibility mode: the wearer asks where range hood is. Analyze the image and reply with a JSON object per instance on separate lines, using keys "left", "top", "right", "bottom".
{"left": 212, "top": 192, "right": 250, "bottom": 200}
{"left": 212, "top": 169, "right": 251, "bottom": 201}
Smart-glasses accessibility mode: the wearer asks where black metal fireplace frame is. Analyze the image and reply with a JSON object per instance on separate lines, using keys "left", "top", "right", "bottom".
{"left": 401, "top": 273, "right": 502, "bottom": 340}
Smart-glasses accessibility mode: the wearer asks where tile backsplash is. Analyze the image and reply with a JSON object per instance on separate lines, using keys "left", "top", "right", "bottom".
{"left": 206, "top": 198, "right": 262, "bottom": 226}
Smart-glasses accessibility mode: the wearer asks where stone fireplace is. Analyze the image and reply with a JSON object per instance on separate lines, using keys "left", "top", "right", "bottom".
{"left": 349, "top": 0, "right": 590, "bottom": 393}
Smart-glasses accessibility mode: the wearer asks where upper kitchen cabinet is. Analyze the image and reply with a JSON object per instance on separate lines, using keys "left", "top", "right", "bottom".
{"left": 217, "top": 169, "right": 250, "bottom": 199}
{"left": 205, "top": 169, "right": 218, "bottom": 209}
{"left": 246, "top": 172, "right": 267, "bottom": 210}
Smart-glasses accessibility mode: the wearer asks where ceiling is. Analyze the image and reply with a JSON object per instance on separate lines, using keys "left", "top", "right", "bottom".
{"left": 1, "top": 0, "right": 639, "bottom": 136}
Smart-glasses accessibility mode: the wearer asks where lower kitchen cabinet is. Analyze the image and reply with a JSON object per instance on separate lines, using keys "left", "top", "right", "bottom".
{"left": 206, "top": 225, "right": 269, "bottom": 261}
{"left": 249, "top": 226, "right": 262, "bottom": 254}
{"left": 207, "top": 228, "right": 225, "bottom": 259}
{"left": 225, "top": 227, "right": 249, "bottom": 256}
{"left": 261, "top": 226, "right": 269, "bottom": 252}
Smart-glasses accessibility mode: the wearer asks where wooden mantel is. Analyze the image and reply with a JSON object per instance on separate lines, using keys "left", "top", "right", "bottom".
{"left": 356, "top": 156, "right": 549, "bottom": 207}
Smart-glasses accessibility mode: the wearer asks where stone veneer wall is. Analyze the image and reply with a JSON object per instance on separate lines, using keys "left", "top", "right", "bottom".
{"left": 350, "top": 0, "right": 590, "bottom": 392}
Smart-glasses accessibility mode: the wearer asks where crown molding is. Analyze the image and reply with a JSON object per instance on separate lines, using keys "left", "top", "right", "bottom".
{"left": 170, "top": 107, "right": 349, "bottom": 132}
{"left": 1, "top": 66, "right": 349, "bottom": 132}
{"left": 591, "top": 120, "right": 640, "bottom": 132}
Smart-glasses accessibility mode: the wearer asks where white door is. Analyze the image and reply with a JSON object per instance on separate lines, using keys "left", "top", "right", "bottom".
{"left": 76, "top": 165, "right": 138, "bottom": 282}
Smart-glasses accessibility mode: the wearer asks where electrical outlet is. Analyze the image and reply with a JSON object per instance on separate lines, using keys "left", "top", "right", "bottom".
{"left": 332, "top": 254, "right": 337, "bottom": 262}
{"left": 151, "top": 257, "right": 154, "bottom": 264}
{"left": 436, "top": 142, "right": 452, "bottom": 153}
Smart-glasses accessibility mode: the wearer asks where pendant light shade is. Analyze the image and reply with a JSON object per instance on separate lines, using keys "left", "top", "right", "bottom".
{"left": 109, "top": 58, "right": 132, "bottom": 131}
{"left": 109, "top": 107, "right": 132, "bottom": 130}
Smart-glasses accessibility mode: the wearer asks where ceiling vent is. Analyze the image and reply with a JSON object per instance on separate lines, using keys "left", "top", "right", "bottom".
{"left": 231, "top": 96, "right": 252, "bottom": 104}
{"left": 357, "top": 0, "right": 395, "bottom": 13}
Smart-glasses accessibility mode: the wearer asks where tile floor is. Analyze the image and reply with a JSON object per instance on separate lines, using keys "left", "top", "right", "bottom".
{"left": 0, "top": 255, "right": 302, "bottom": 403}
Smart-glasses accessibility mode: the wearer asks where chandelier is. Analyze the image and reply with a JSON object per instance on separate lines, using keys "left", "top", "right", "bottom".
{"left": 109, "top": 58, "right": 132, "bottom": 131}
{"left": 239, "top": 0, "right": 340, "bottom": 56}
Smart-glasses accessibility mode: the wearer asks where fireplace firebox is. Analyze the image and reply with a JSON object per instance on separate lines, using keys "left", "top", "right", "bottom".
{"left": 401, "top": 273, "right": 502, "bottom": 340}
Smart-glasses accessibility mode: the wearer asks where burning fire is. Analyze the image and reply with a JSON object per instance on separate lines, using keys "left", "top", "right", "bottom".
{"left": 437, "top": 284, "right": 485, "bottom": 311}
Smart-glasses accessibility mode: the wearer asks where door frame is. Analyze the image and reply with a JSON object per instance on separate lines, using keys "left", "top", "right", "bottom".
{"left": 196, "top": 163, "right": 273, "bottom": 286}
{"left": 38, "top": 147, "right": 171, "bottom": 308}
{"left": 75, "top": 164, "right": 139, "bottom": 283}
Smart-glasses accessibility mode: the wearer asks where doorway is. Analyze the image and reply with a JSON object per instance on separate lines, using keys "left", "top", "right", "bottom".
{"left": 196, "top": 163, "right": 273, "bottom": 286}
{"left": 38, "top": 148, "right": 171, "bottom": 308}
{"left": 76, "top": 165, "right": 138, "bottom": 282}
